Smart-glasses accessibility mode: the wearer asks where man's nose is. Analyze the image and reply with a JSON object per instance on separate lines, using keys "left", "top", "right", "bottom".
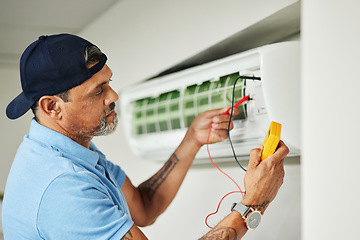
{"left": 105, "top": 87, "right": 119, "bottom": 106}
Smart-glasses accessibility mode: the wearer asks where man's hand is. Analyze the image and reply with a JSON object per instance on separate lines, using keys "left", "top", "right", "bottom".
{"left": 186, "top": 106, "right": 240, "bottom": 148}
{"left": 241, "top": 140, "right": 289, "bottom": 213}
{"left": 200, "top": 140, "right": 289, "bottom": 240}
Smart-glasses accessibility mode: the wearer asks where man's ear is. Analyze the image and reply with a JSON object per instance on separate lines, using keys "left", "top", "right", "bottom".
{"left": 38, "top": 95, "right": 64, "bottom": 119}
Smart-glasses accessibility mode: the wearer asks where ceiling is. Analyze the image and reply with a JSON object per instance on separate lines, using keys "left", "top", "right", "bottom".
{"left": 0, "top": 0, "right": 120, "bottom": 63}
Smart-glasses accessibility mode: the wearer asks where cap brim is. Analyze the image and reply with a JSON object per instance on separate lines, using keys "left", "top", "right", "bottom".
{"left": 6, "top": 92, "right": 35, "bottom": 120}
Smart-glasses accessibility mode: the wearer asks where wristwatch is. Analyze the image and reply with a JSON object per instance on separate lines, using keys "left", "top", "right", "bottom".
{"left": 231, "top": 202, "right": 262, "bottom": 230}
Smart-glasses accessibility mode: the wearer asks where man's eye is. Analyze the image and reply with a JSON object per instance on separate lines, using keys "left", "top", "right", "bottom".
{"left": 96, "top": 88, "right": 103, "bottom": 96}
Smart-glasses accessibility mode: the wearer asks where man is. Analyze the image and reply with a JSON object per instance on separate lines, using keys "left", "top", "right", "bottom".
{"left": 2, "top": 34, "right": 289, "bottom": 239}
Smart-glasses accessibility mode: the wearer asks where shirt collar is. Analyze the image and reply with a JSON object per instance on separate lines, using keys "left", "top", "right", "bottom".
{"left": 28, "top": 118, "right": 100, "bottom": 167}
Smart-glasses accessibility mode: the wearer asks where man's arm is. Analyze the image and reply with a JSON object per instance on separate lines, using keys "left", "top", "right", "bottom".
{"left": 119, "top": 141, "right": 288, "bottom": 240}
{"left": 200, "top": 140, "right": 288, "bottom": 239}
{"left": 199, "top": 211, "right": 246, "bottom": 240}
{"left": 121, "top": 224, "right": 148, "bottom": 240}
{"left": 121, "top": 106, "right": 237, "bottom": 227}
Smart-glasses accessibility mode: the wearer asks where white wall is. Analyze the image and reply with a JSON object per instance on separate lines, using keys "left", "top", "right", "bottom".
{"left": 80, "top": 0, "right": 301, "bottom": 239}
{"left": 302, "top": 1, "right": 360, "bottom": 239}
{"left": 80, "top": 0, "right": 298, "bottom": 91}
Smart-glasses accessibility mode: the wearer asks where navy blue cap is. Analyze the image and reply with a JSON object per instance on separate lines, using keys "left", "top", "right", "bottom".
{"left": 6, "top": 33, "right": 107, "bottom": 120}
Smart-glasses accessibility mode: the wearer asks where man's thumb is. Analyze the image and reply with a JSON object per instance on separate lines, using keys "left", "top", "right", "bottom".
{"left": 248, "top": 145, "right": 263, "bottom": 169}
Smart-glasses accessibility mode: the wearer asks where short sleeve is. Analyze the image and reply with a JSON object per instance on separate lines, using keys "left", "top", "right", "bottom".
{"left": 103, "top": 159, "right": 127, "bottom": 187}
{"left": 37, "top": 173, "right": 133, "bottom": 240}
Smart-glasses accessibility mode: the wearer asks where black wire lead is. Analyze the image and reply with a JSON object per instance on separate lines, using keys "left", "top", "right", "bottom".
{"left": 227, "top": 75, "right": 261, "bottom": 172}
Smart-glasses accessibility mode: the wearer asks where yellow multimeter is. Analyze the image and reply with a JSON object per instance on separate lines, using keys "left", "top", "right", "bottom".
{"left": 261, "top": 121, "right": 282, "bottom": 161}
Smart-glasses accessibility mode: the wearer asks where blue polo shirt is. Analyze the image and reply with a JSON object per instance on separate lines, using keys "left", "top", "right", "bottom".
{"left": 2, "top": 119, "right": 134, "bottom": 239}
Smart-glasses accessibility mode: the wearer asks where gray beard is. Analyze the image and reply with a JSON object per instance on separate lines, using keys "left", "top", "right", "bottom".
{"left": 93, "top": 112, "right": 118, "bottom": 136}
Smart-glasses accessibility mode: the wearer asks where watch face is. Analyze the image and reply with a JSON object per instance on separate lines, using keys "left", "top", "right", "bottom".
{"left": 247, "top": 211, "right": 261, "bottom": 230}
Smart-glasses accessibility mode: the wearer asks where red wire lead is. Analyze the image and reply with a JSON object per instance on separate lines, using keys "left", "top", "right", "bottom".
{"left": 205, "top": 95, "right": 249, "bottom": 228}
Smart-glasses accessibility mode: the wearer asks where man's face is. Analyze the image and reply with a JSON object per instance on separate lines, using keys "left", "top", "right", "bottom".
{"left": 61, "top": 64, "right": 119, "bottom": 140}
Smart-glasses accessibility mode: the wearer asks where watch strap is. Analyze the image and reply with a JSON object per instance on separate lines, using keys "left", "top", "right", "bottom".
{"left": 231, "top": 202, "right": 251, "bottom": 217}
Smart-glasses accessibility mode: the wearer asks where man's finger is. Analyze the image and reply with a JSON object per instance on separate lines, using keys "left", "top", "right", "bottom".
{"left": 265, "top": 141, "right": 289, "bottom": 165}
{"left": 248, "top": 145, "right": 263, "bottom": 169}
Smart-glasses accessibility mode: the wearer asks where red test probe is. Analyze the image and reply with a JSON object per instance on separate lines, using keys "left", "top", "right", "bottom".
{"left": 222, "top": 95, "right": 250, "bottom": 115}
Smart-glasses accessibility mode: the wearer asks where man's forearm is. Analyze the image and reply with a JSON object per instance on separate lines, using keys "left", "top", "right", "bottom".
{"left": 137, "top": 130, "right": 202, "bottom": 222}
{"left": 199, "top": 211, "right": 248, "bottom": 240}
{"left": 140, "top": 153, "right": 180, "bottom": 201}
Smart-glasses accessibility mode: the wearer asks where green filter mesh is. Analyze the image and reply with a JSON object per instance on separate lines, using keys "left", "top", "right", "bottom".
{"left": 197, "top": 81, "right": 211, "bottom": 113}
{"left": 132, "top": 99, "right": 146, "bottom": 135}
{"left": 183, "top": 85, "right": 197, "bottom": 127}
{"left": 145, "top": 97, "right": 158, "bottom": 133}
{"left": 131, "top": 72, "right": 248, "bottom": 135}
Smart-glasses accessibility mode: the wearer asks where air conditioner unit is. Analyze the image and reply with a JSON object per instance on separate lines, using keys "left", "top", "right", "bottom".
{"left": 120, "top": 41, "right": 300, "bottom": 164}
